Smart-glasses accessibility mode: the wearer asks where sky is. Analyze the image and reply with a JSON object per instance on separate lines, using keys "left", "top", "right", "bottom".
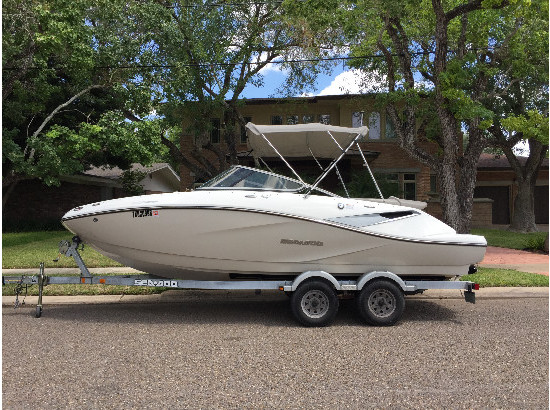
{"left": 240, "top": 64, "right": 366, "bottom": 99}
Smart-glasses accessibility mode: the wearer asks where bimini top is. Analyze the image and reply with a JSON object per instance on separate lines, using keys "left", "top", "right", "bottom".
{"left": 246, "top": 122, "right": 369, "bottom": 159}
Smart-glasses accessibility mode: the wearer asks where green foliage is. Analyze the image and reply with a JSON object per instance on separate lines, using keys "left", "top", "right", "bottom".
{"left": 2, "top": 0, "right": 167, "bottom": 187}
{"left": 501, "top": 111, "right": 550, "bottom": 145}
{"left": 460, "top": 267, "right": 549, "bottom": 287}
{"left": 120, "top": 170, "right": 147, "bottom": 196}
{"left": 525, "top": 235, "right": 548, "bottom": 252}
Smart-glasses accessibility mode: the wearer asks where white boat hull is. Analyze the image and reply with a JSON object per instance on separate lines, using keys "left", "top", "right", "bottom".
{"left": 63, "top": 201, "right": 486, "bottom": 280}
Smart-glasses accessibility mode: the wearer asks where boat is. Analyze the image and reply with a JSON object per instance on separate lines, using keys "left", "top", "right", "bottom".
{"left": 61, "top": 122, "right": 487, "bottom": 281}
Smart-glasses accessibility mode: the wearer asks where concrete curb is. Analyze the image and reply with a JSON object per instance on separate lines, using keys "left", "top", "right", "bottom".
{"left": 2, "top": 287, "right": 548, "bottom": 307}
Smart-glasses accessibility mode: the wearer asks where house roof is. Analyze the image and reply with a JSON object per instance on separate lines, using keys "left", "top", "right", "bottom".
{"left": 477, "top": 153, "right": 549, "bottom": 169}
{"left": 61, "top": 163, "right": 180, "bottom": 190}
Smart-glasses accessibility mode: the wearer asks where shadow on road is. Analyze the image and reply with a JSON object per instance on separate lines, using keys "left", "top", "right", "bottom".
{"left": 3, "top": 294, "right": 462, "bottom": 327}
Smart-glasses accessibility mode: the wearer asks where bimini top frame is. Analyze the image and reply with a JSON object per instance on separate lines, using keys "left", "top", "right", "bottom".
{"left": 245, "top": 122, "right": 383, "bottom": 198}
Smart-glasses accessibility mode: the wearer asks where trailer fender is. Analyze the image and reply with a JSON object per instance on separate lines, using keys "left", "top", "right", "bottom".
{"left": 286, "top": 271, "right": 341, "bottom": 292}
{"left": 356, "top": 271, "right": 417, "bottom": 292}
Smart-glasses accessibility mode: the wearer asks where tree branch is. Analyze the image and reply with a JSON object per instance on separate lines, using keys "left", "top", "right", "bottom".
{"left": 445, "top": 0, "right": 508, "bottom": 22}
{"left": 26, "top": 84, "right": 105, "bottom": 162}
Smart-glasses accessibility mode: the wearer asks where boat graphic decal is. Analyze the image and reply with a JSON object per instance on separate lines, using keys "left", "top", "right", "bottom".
{"left": 281, "top": 239, "right": 324, "bottom": 246}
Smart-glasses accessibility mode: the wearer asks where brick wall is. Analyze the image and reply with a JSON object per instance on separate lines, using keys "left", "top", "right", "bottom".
{"left": 425, "top": 198, "right": 494, "bottom": 229}
{"left": 359, "top": 141, "right": 436, "bottom": 201}
{"left": 2, "top": 180, "right": 127, "bottom": 229}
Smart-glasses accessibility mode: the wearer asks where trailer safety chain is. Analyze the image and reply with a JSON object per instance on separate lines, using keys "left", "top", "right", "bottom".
{"left": 13, "top": 278, "right": 29, "bottom": 310}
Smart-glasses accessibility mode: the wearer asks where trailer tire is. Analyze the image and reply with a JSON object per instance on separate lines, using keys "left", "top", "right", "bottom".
{"left": 290, "top": 280, "right": 339, "bottom": 327}
{"left": 356, "top": 280, "right": 404, "bottom": 326}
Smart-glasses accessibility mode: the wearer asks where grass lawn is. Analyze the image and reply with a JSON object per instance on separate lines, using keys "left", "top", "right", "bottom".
{"left": 460, "top": 267, "right": 548, "bottom": 287}
{"left": 2, "top": 277, "right": 166, "bottom": 296}
{"left": 2, "top": 230, "right": 122, "bottom": 269}
{"left": 471, "top": 228, "right": 548, "bottom": 251}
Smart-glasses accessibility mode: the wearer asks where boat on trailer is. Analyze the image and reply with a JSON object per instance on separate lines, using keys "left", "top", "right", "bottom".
{"left": 4, "top": 122, "right": 485, "bottom": 326}
{"left": 61, "top": 122, "right": 486, "bottom": 281}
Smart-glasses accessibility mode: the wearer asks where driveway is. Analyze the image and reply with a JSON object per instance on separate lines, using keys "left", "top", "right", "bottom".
{"left": 3, "top": 292, "right": 548, "bottom": 409}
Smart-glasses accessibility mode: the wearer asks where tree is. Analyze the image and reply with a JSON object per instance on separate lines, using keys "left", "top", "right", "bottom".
{"left": 289, "top": 0, "right": 545, "bottom": 233}
{"left": 494, "top": 114, "right": 548, "bottom": 232}
{"left": 2, "top": 0, "right": 166, "bottom": 205}
{"left": 131, "top": 0, "right": 317, "bottom": 185}
{"left": 482, "top": 0, "right": 549, "bottom": 232}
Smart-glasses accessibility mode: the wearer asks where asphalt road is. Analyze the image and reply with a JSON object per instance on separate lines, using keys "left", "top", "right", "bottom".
{"left": 2, "top": 292, "right": 548, "bottom": 409}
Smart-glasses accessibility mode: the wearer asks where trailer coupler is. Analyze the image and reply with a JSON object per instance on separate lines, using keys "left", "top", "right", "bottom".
{"left": 3, "top": 262, "right": 46, "bottom": 317}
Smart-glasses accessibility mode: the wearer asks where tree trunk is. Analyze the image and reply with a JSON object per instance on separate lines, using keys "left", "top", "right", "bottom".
{"left": 437, "top": 161, "right": 461, "bottom": 231}
{"left": 223, "top": 110, "right": 239, "bottom": 165}
{"left": 509, "top": 178, "right": 538, "bottom": 232}
{"left": 505, "top": 139, "right": 547, "bottom": 233}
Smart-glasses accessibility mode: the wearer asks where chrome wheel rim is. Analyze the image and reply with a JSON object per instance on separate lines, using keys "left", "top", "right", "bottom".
{"left": 368, "top": 289, "right": 396, "bottom": 318}
{"left": 301, "top": 290, "right": 330, "bottom": 319}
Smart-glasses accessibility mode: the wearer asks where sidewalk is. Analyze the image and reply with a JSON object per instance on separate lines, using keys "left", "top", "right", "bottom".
{"left": 480, "top": 246, "right": 549, "bottom": 276}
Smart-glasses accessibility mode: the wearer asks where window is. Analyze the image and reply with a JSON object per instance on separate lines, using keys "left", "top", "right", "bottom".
{"left": 240, "top": 116, "right": 252, "bottom": 143}
{"left": 210, "top": 118, "right": 220, "bottom": 144}
{"left": 368, "top": 112, "right": 381, "bottom": 139}
{"left": 271, "top": 115, "right": 283, "bottom": 125}
{"left": 385, "top": 116, "right": 396, "bottom": 139}
{"left": 385, "top": 173, "right": 399, "bottom": 195}
{"left": 197, "top": 166, "right": 304, "bottom": 191}
{"left": 318, "top": 114, "right": 331, "bottom": 125}
{"left": 403, "top": 173, "right": 416, "bottom": 200}
{"left": 303, "top": 114, "right": 315, "bottom": 123}
{"left": 377, "top": 172, "right": 416, "bottom": 200}
{"left": 430, "top": 175, "right": 437, "bottom": 193}
{"left": 287, "top": 115, "right": 299, "bottom": 125}
{"left": 352, "top": 111, "right": 364, "bottom": 128}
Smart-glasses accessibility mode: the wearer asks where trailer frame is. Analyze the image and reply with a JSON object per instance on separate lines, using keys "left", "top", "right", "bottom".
{"left": 3, "top": 237, "right": 478, "bottom": 325}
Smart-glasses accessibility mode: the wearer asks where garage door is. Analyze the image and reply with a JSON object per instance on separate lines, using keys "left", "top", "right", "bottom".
{"left": 535, "top": 186, "right": 549, "bottom": 224}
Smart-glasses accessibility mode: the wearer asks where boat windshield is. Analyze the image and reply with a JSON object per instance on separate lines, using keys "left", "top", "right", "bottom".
{"left": 197, "top": 166, "right": 305, "bottom": 192}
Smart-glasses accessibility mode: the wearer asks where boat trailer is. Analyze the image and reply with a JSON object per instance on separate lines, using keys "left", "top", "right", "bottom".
{"left": 3, "top": 237, "right": 478, "bottom": 326}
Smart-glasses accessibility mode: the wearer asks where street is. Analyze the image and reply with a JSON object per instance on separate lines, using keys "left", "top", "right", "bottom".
{"left": 2, "top": 292, "right": 548, "bottom": 409}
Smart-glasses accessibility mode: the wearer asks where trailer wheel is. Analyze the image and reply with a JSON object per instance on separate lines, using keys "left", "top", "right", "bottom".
{"left": 290, "top": 280, "right": 339, "bottom": 327}
{"left": 35, "top": 306, "right": 42, "bottom": 318}
{"left": 356, "top": 280, "right": 404, "bottom": 326}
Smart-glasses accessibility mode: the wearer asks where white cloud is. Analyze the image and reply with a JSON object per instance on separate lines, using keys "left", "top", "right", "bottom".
{"left": 256, "top": 52, "right": 289, "bottom": 75}
{"left": 317, "top": 69, "right": 387, "bottom": 95}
